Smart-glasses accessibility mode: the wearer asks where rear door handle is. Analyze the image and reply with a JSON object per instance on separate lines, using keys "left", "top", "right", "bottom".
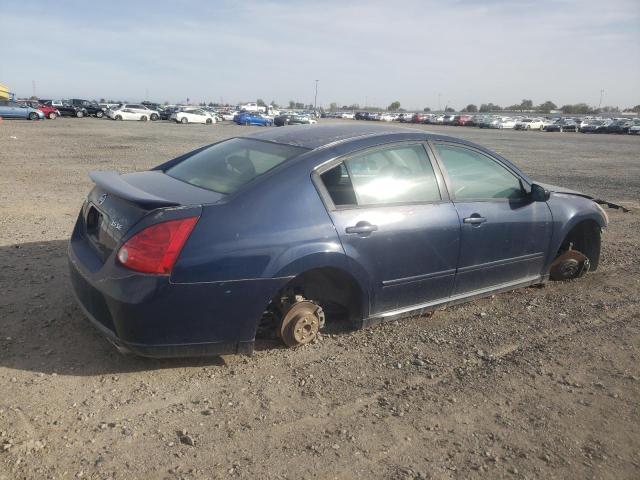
{"left": 345, "top": 221, "right": 378, "bottom": 235}
{"left": 463, "top": 216, "right": 487, "bottom": 225}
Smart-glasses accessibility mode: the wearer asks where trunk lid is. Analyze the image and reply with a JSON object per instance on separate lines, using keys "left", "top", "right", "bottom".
{"left": 81, "top": 171, "right": 224, "bottom": 262}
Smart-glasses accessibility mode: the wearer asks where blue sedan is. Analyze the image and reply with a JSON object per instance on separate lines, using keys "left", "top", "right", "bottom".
{"left": 234, "top": 111, "right": 273, "bottom": 126}
{"left": 0, "top": 100, "right": 45, "bottom": 120}
{"left": 68, "top": 124, "right": 616, "bottom": 357}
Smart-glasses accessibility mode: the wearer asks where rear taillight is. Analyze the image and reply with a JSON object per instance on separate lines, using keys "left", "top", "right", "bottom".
{"left": 117, "top": 216, "right": 198, "bottom": 274}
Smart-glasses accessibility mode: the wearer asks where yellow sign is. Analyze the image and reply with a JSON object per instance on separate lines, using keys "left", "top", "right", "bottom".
{"left": 0, "top": 83, "right": 9, "bottom": 100}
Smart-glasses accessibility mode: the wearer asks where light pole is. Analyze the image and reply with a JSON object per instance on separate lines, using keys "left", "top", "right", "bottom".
{"left": 598, "top": 89, "right": 604, "bottom": 110}
{"left": 314, "top": 80, "right": 319, "bottom": 110}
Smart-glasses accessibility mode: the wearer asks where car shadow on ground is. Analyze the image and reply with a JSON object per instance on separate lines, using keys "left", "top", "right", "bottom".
{"left": 0, "top": 240, "right": 228, "bottom": 376}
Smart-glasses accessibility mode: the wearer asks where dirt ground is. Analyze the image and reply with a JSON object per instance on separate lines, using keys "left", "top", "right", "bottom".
{"left": 1, "top": 118, "right": 639, "bottom": 480}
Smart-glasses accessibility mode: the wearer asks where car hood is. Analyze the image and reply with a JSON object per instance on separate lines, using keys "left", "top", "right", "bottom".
{"left": 537, "top": 182, "right": 629, "bottom": 212}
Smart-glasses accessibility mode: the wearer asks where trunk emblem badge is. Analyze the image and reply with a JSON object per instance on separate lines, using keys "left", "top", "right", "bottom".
{"left": 97, "top": 193, "right": 107, "bottom": 205}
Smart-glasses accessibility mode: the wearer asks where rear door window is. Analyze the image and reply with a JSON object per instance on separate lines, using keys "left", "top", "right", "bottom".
{"left": 320, "top": 144, "right": 441, "bottom": 207}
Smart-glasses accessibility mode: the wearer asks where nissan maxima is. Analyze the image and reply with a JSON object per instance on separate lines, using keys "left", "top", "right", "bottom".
{"left": 68, "top": 124, "right": 617, "bottom": 357}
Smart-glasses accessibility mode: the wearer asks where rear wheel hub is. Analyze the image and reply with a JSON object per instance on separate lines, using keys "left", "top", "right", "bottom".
{"left": 279, "top": 300, "right": 324, "bottom": 347}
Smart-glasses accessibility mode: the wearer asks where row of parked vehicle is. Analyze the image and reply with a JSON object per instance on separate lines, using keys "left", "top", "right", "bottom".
{"left": 356, "top": 111, "right": 640, "bottom": 134}
{"left": 1, "top": 98, "right": 324, "bottom": 129}
{"left": 5, "top": 98, "right": 637, "bottom": 135}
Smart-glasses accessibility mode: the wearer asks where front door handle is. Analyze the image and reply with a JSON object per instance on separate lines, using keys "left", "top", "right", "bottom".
{"left": 345, "top": 221, "right": 378, "bottom": 235}
{"left": 463, "top": 215, "right": 487, "bottom": 225}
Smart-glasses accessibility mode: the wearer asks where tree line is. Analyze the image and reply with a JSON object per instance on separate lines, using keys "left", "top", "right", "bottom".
{"left": 322, "top": 98, "right": 640, "bottom": 114}
{"left": 94, "top": 97, "right": 640, "bottom": 114}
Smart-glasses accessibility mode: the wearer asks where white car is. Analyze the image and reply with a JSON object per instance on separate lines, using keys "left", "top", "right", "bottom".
{"left": 110, "top": 108, "right": 151, "bottom": 121}
{"left": 515, "top": 118, "right": 545, "bottom": 130}
{"left": 580, "top": 117, "right": 595, "bottom": 129}
{"left": 172, "top": 108, "right": 217, "bottom": 124}
{"left": 106, "top": 103, "right": 160, "bottom": 120}
{"left": 527, "top": 118, "right": 545, "bottom": 130}
{"left": 378, "top": 113, "right": 394, "bottom": 122}
{"left": 340, "top": 112, "right": 355, "bottom": 119}
{"left": 627, "top": 119, "right": 640, "bottom": 134}
{"left": 219, "top": 111, "right": 237, "bottom": 121}
{"left": 238, "top": 102, "right": 263, "bottom": 112}
{"left": 494, "top": 117, "right": 516, "bottom": 129}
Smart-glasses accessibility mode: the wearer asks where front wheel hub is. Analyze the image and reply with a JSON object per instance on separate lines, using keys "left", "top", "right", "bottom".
{"left": 550, "top": 249, "right": 590, "bottom": 281}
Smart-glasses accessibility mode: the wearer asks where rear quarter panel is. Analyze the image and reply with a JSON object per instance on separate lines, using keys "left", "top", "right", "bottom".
{"left": 171, "top": 154, "right": 347, "bottom": 284}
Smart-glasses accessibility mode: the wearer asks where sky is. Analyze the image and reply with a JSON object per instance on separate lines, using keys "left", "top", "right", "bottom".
{"left": 1, "top": 0, "right": 639, "bottom": 110}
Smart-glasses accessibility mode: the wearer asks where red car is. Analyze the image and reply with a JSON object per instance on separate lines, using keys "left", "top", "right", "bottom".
{"left": 452, "top": 114, "right": 473, "bottom": 126}
{"left": 18, "top": 100, "right": 60, "bottom": 119}
{"left": 411, "top": 113, "right": 428, "bottom": 123}
{"left": 36, "top": 103, "right": 60, "bottom": 119}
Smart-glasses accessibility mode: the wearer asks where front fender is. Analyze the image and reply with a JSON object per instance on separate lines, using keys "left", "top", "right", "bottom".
{"left": 544, "top": 193, "right": 607, "bottom": 270}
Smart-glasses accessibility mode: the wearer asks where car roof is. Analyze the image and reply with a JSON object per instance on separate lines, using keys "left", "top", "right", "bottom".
{"left": 244, "top": 123, "right": 428, "bottom": 149}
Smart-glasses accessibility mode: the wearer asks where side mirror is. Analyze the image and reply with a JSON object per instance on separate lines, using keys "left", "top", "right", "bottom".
{"left": 531, "top": 183, "right": 551, "bottom": 202}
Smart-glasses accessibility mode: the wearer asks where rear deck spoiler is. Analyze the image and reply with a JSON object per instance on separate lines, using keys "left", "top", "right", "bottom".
{"left": 89, "top": 171, "right": 180, "bottom": 209}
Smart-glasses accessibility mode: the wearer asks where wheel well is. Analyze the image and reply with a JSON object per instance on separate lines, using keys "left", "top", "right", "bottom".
{"left": 267, "top": 267, "right": 364, "bottom": 328}
{"left": 558, "top": 220, "right": 601, "bottom": 271}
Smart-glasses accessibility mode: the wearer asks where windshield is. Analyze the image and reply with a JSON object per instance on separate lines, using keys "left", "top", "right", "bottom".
{"left": 166, "top": 138, "right": 308, "bottom": 194}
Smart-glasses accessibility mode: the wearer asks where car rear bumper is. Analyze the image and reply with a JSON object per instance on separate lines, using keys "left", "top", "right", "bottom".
{"left": 68, "top": 234, "right": 287, "bottom": 358}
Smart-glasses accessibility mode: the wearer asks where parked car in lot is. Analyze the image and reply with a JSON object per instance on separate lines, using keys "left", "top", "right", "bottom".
{"left": 627, "top": 119, "right": 640, "bottom": 135}
{"left": 17, "top": 100, "right": 60, "bottom": 119}
{"left": 442, "top": 114, "right": 457, "bottom": 125}
{"left": 544, "top": 119, "right": 578, "bottom": 132}
{"left": 159, "top": 107, "right": 179, "bottom": 120}
{"left": 496, "top": 117, "right": 517, "bottom": 129}
{"left": 68, "top": 124, "right": 615, "bottom": 358}
{"left": 514, "top": 118, "right": 545, "bottom": 130}
{"left": 217, "top": 110, "right": 237, "bottom": 121}
{"left": 274, "top": 113, "right": 317, "bottom": 126}
{"left": 476, "top": 116, "right": 495, "bottom": 128}
{"left": 0, "top": 100, "right": 45, "bottom": 120}
{"left": 41, "top": 100, "right": 87, "bottom": 118}
{"left": 106, "top": 103, "right": 160, "bottom": 121}
{"left": 37, "top": 103, "right": 61, "bottom": 119}
{"left": 109, "top": 107, "right": 151, "bottom": 121}
{"left": 171, "top": 108, "right": 217, "bottom": 124}
{"left": 409, "top": 113, "right": 427, "bottom": 123}
{"left": 452, "top": 115, "right": 473, "bottom": 126}
{"left": 605, "top": 119, "right": 632, "bottom": 134}
{"left": 234, "top": 111, "right": 273, "bottom": 126}
{"left": 579, "top": 120, "right": 608, "bottom": 133}
{"left": 70, "top": 99, "right": 106, "bottom": 118}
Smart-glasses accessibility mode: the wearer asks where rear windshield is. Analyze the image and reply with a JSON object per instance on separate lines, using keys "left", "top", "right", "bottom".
{"left": 166, "top": 138, "right": 308, "bottom": 194}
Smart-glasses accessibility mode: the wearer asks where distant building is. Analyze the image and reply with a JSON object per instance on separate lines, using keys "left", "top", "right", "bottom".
{"left": 0, "top": 83, "right": 10, "bottom": 100}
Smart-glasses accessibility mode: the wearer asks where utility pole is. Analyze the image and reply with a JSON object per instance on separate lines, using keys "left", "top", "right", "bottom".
{"left": 314, "top": 80, "right": 319, "bottom": 110}
{"left": 32, "top": 80, "right": 36, "bottom": 99}
{"left": 598, "top": 89, "right": 604, "bottom": 109}
{"left": 438, "top": 93, "right": 441, "bottom": 112}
